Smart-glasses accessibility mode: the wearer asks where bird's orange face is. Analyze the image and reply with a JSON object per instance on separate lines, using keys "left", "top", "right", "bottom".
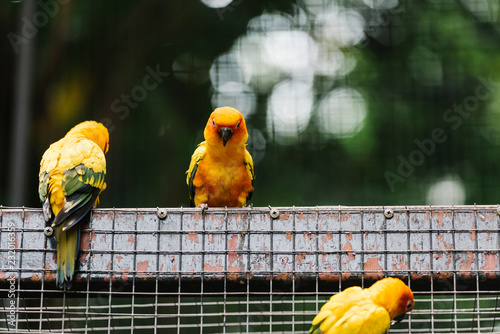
{"left": 204, "top": 107, "right": 248, "bottom": 147}
{"left": 391, "top": 287, "right": 414, "bottom": 325}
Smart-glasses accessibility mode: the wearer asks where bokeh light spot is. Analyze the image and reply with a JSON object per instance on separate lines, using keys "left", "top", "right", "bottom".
{"left": 263, "top": 30, "right": 318, "bottom": 72}
{"left": 200, "top": 0, "right": 233, "bottom": 9}
{"left": 211, "top": 81, "right": 256, "bottom": 118}
{"left": 426, "top": 175, "right": 466, "bottom": 205}
{"left": 317, "top": 87, "right": 367, "bottom": 139}
{"left": 314, "top": 6, "right": 366, "bottom": 47}
{"left": 267, "top": 80, "right": 314, "bottom": 144}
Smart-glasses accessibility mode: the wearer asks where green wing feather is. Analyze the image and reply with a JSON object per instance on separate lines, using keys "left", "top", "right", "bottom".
{"left": 186, "top": 142, "right": 206, "bottom": 206}
{"left": 52, "top": 142, "right": 106, "bottom": 231}
{"left": 244, "top": 148, "right": 255, "bottom": 202}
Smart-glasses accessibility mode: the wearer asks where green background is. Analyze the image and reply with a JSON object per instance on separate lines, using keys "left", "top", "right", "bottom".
{"left": 2, "top": 0, "right": 500, "bottom": 208}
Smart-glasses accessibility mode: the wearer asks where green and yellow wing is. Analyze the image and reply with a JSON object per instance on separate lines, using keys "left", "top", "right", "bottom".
{"left": 52, "top": 138, "right": 106, "bottom": 231}
{"left": 186, "top": 142, "right": 206, "bottom": 207}
{"left": 243, "top": 148, "right": 255, "bottom": 202}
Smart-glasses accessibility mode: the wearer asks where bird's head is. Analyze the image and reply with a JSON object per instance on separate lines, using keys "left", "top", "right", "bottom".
{"left": 67, "top": 120, "right": 110, "bottom": 154}
{"left": 369, "top": 277, "right": 414, "bottom": 325}
{"left": 390, "top": 284, "right": 414, "bottom": 325}
{"left": 204, "top": 107, "right": 248, "bottom": 147}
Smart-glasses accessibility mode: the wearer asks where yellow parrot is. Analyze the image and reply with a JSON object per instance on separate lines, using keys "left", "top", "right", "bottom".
{"left": 39, "top": 121, "right": 109, "bottom": 289}
{"left": 186, "top": 106, "right": 255, "bottom": 208}
{"left": 309, "top": 277, "right": 414, "bottom": 334}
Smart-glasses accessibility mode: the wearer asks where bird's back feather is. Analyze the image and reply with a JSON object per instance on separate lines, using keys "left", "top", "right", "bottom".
{"left": 309, "top": 279, "right": 412, "bottom": 334}
{"left": 39, "top": 121, "right": 108, "bottom": 289}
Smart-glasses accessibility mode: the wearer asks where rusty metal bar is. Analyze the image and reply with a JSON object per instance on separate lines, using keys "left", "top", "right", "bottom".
{"left": 0, "top": 206, "right": 499, "bottom": 288}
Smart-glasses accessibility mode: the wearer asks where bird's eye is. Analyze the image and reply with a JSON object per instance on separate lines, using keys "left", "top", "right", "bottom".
{"left": 406, "top": 300, "right": 413, "bottom": 310}
{"left": 236, "top": 120, "right": 241, "bottom": 129}
{"left": 212, "top": 119, "right": 216, "bottom": 128}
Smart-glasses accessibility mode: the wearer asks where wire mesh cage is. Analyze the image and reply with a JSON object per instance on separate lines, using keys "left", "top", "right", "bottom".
{"left": 1, "top": 205, "right": 500, "bottom": 333}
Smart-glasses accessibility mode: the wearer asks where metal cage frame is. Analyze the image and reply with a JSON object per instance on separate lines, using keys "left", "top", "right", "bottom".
{"left": 1, "top": 205, "right": 499, "bottom": 333}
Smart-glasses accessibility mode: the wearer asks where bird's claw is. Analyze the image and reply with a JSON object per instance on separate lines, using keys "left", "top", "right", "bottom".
{"left": 196, "top": 203, "right": 209, "bottom": 213}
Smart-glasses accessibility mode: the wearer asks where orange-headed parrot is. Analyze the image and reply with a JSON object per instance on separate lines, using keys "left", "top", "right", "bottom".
{"left": 309, "top": 277, "right": 414, "bottom": 334}
{"left": 39, "top": 121, "right": 109, "bottom": 289}
{"left": 187, "top": 106, "right": 254, "bottom": 208}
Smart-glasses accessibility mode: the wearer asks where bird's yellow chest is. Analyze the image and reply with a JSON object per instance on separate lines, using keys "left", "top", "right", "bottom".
{"left": 193, "top": 156, "right": 252, "bottom": 207}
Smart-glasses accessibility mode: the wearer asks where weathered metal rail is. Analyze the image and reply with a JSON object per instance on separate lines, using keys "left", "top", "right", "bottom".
{"left": 0, "top": 205, "right": 499, "bottom": 289}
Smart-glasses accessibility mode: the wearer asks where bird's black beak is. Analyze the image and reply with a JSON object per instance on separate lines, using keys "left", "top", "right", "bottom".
{"left": 391, "top": 313, "right": 406, "bottom": 326}
{"left": 218, "top": 127, "right": 233, "bottom": 146}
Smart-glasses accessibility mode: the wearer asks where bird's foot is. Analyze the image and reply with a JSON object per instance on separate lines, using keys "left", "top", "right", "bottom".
{"left": 196, "top": 203, "right": 209, "bottom": 213}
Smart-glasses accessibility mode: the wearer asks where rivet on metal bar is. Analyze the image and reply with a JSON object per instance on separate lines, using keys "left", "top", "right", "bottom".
{"left": 44, "top": 226, "right": 54, "bottom": 237}
{"left": 384, "top": 208, "right": 394, "bottom": 219}
{"left": 269, "top": 206, "right": 280, "bottom": 219}
{"left": 157, "top": 207, "right": 167, "bottom": 219}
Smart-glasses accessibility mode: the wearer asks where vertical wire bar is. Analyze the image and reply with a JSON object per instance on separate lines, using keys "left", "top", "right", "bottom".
{"left": 222, "top": 209, "right": 228, "bottom": 334}
{"left": 430, "top": 260, "right": 435, "bottom": 334}
{"left": 292, "top": 271, "right": 296, "bottom": 332}
{"left": 474, "top": 205, "right": 481, "bottom": 332}
{"left": 360, "top": 209, "right": 365, "bottom": 287}
{"left": 62, "top": 285, "right": 67, "bottom": 331}
{"left": 291, "top": 206, "right": 297, "bottom": 333}
{"left": 428, "top": 206, "right": 435, "bottom": 333}
{"left": 383, "top": 207, "right": 388, "bottom": 282}
{"left": 407, "top": 208, "right": 412, "bottom": 334}
{"left": 495, "top": 208, "right": 500, "bottom": 331}
{"left": 84, "top": 214, "right": 95, "bottom": 334}
{"left": 315, "top": 269, "right": 319, "bottom": 330}
{"left": 314, "top": 207, "right": 320, "bottom": 321}
{"left": 405, "top": 206, "right": 413, "bottom": 333}
{"left": 245, "top": 208, "right": 250, "bottom": 333}
{"left": 39, "top": 208, "right": 47, "bottom": 332}
{"left": 451, "top": 206, "right": 458, "bottom": 332}
{"left": 15, "top": 208, "right": 25, "bottom": 332}
{"left": 200, "top": 209, "right": 206, "bottom": 334}
{"left": 475, "top": 272, "right": 480, "bottom": 332}
{"left": 269, "top": 207, "right": 276, "bottom": 334}
{"left": 130, "top": 209, "right": 138, "bottom": 333}
{"left": 0, "top": 206, "right": 4, "bottom": 329}
{"left": 245, "top": 273, "right": 249, "bottom": 333}
{"left": 107, "top": 210, "right": 116, "bottom": 334}
{"left": 429, "top": 209, "right": 436, "bottom": 333}
{"left": 177, "top": 208, "right": 183, "bottom": 334}
{"left": 154, "top": 210, "right": 162, "bottom": 334}
{"left": 493, "top": 293, "right": 500, "bottom": 332}
{"left": 338, "top": 206, "right": 342, "bottom": 295}
{"left": 311, "top": 206, "right": 320, "bottom": 333}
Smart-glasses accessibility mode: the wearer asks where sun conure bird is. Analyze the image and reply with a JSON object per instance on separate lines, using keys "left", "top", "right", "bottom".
{"left": 186, "top": 106, "right": 255, "bottom": 208}
{"left": 39, "top": 121, "right": 109, "bottom": 289}
{"left": 309, "top": 277, "right": 414, "bottom": 334}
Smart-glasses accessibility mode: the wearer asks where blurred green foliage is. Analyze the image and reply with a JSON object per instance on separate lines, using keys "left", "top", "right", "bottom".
{"left": 2, "top": 0, "right": 500, "bottom": 208}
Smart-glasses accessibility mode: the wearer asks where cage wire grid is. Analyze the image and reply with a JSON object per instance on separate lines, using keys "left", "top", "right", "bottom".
{"left": 0, "top": 206, "right": 499, "bottom": 333}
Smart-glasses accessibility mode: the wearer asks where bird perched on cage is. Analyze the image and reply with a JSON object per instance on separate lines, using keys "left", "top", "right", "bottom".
{"left": 308, "top": 277, "right": 414, "bottom": 334}
{"left": 186, "top": 106, "right": 254, "bottom": 208}
{"left": 39, "top": 121, "right": 109, "bottom": 289}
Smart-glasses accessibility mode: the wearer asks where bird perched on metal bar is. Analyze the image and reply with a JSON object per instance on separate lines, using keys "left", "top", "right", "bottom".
{"left": 186, "top": 106, "right": 255, "bottom": 208}
{"left": 309, "top": 277, "right": 414, "bottom": 334}
{"left": 39, "top": 121, "right": 109, "bottom": 289}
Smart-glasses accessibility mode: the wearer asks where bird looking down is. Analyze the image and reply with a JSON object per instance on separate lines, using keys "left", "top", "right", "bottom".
{"left": 39, "top": 121, "right": 109, "bottom": 289}
{"left": 309, "top": 277, "right": 414, "bottom": 334}
{"left": 187, "top": 106, "right": 255, "bottom": 208}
